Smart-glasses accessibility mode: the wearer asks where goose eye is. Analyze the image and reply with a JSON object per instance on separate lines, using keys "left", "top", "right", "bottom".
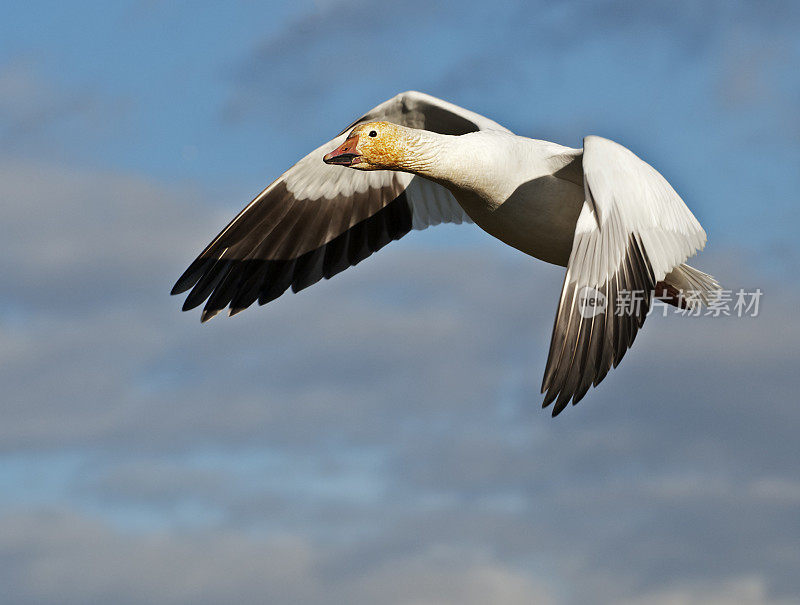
{"left": 369, "top": 130, "right": 377, "bottom": 137}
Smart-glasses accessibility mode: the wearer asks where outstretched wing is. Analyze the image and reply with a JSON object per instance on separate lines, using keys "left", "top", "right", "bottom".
{"left": 172, "top": 91, "right": 509, "bottom": 321}
{"left": 542, "top": 136, "right": 707, "bottom": 415}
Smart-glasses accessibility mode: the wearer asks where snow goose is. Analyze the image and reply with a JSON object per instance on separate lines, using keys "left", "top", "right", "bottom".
{"left": 172, "top": 91, "right": 719, "bottom": 416}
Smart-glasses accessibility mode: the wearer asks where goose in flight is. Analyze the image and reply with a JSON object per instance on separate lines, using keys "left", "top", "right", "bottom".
{"left": 172, "top": 91, "right": 719, "bottom": 416}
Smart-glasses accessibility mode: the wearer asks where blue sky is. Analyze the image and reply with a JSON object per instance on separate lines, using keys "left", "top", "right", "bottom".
{"left": 1, "top": 1, "right": 799, "bottom": 604}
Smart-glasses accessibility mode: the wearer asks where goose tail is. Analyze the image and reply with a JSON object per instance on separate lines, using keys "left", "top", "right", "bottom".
{"left": 657, "top": 263, "right": 721, "bottom": 309}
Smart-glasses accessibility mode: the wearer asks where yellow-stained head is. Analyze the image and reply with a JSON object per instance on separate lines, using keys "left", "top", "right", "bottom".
{"left": 323, "top": 121, "right": 416, "bottom": 171}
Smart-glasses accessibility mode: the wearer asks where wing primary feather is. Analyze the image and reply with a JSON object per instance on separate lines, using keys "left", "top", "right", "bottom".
{"left": 229, "top": 260, "right": 272, "bottom": 313}
{"left": 181, "top": 257, "right": 233, "bottom": 312}
{"left": 560, "top": 234, "right": 603, "bottom": 407}
{"left": 346, "top": 220, "right": 371, "bottom": 267}
{"left": 200, "top": 307, "right": 224, "bottom": 323}
{"left": 172, "top": 257, "right": 215, "bottom": 295}
{"left": 322, "top": 228, "right": 352, "bottom": 279}
{"left": 366, "top": 195, "right": 391, "bottom": 252}
{"left": 292, "top": 248, "right": 326, "bottom": 293}
{"left": 258, "top": 259, "right": 295, "bottom": 305}
{"left": 574, "top": 278, "right": 606, "bottom": 403}
{"left": 203, "top": 264, "right": 247, "bottom": 317}
{"left": 546, "top": 230, "right": 593, "bottom": 406}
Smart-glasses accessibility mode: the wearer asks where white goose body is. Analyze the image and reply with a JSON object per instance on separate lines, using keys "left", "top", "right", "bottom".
{"left": 412, "top": 130, "right": 585, "bottom": 266}
{"left": 173, "top": 91, "right": 719, "bottom": 416}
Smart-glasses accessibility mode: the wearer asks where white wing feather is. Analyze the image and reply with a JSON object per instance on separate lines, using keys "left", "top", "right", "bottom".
{"left": 542, "top": 136, "right": 708, "bottom": 414}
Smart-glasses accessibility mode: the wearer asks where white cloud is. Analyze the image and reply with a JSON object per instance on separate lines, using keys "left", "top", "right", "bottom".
{"left": 619, "top": 576, "right": 795, "bottom": 605}
{"left": 0, "top": 510, "right": 555, "bottom": 605}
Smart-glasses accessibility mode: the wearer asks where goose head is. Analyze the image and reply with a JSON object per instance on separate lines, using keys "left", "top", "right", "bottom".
{"left": 323, "top": 121, "right": 423, "bottom": 172}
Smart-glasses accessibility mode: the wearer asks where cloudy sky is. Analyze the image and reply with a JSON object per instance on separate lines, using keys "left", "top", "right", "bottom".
{"left": 1, "top": 1, "right": 799, "bottom": 603}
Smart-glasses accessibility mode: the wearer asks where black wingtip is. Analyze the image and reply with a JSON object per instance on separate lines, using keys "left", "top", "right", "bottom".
{"left": 182, "top": 297, "right": 202, "bottom": 312}
{"left": 171, "top": 257, "right": 213, "bottom": 296}
{"left": 552, "top": 397, "right": 570, "bottom": 417}
{"left": 541, "top": 387, "right": 558, "bottom": 409}
{"left": 171, "top": 273, "right": 194, "bottom": 296}
{"left": 572, "top": 384, "right": 590, "bottom": 407}
{"left": 542, "top": 388, "right": 572, "bottom": 417}
{"left": 200, "top": 308, "right": 221, "bottom": 323}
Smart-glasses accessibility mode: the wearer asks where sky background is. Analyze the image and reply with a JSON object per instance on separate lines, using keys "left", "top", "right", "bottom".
{"left": 1, "top": 1, "right": 799, "bottom": 603}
